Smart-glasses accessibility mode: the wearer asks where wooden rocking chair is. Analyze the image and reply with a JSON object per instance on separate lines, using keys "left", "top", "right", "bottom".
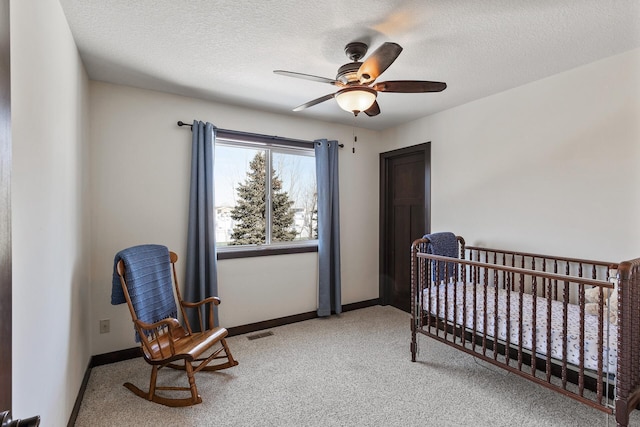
{"left": 114, "top": 245, "right": 238, "bottom": 407}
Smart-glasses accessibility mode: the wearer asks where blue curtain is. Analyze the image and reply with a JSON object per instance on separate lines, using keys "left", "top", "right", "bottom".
{"left": 185, "top": 120, "right": 218, "bottom": 329}
{"left": 314, "top": 139, "right": 341, "bottom": 316}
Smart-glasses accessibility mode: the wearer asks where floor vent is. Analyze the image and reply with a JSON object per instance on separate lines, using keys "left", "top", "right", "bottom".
{"left": 247, "top": 331, "right": 274, "bottom": 340}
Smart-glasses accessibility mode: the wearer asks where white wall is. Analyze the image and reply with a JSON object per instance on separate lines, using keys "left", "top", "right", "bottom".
{"left": 89, "top": 82, "right": 384, "bottom": 355}
{"left": 381, "top": 48, "right": 640, "bottom": 261}
{"left": 10, "top": 0, "right": 91, "bottom": 425}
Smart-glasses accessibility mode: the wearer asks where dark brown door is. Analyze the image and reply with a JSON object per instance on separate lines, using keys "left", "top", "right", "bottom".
{"left": 380, "top": 144, "right": 430, "bottom": 312}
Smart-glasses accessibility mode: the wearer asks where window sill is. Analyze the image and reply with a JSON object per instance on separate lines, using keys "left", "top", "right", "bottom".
{"left": 217, "top": 243, "right": 318, "bottom": 260}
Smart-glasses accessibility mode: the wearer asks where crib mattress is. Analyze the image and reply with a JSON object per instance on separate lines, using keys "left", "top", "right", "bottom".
{"left": 423, "top": 282, "right": 617, "bottom": 373}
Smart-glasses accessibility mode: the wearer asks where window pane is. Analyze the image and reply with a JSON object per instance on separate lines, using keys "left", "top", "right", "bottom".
{"left": 215, "top": 145, "right": 266, "bottom": 246}
{"left": 214, "top": 140, "right": 317, "bottom": 250}
{"left": 272, "top": 151, "right": 317, "bottom": 243}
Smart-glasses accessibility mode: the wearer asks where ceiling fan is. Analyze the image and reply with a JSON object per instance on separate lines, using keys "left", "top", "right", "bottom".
{"left": 274, "top": 41, "right": 446, "bottom": 117}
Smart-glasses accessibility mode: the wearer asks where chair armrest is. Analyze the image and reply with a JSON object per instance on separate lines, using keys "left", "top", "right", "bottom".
{"left": 181, "top": 296, "right": 221, "bottom": 309}
{"left": 135, "top": 317, "right": 181, "bottom": 332}
{"left": 179, "top": 297, "right": 221, "bottom": 333}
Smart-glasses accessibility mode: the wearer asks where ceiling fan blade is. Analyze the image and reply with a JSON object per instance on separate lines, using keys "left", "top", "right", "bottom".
{"left": 274, "top": 70, "right": 343, "bottom": 86}
{"left": 357, "top": 42, "right": 403, "bottom": 84}
{"left": 373, "top": 80, "right": 447, "bottom": 93}
{"left": 293, "top": 93, "right": 336, "bottom": 111}
{"left": 364, "top": 100, "right": 380, "bottom": 117}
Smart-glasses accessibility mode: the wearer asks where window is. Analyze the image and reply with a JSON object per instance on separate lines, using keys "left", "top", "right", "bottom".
{"left": 214, "top": 137, "right": 317, "bottom": 255}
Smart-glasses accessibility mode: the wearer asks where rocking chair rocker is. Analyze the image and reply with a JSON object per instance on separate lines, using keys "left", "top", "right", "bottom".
{"left": 113, "top": 244, "right": 238, "bottom": 407}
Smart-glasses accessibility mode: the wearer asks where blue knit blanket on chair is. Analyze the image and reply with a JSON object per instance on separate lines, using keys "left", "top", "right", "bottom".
{"left": 111, "top": 244, "right": 178, "bottom": 341}
{"left": 423, "top": 232, "right": 458, "bottom": 281}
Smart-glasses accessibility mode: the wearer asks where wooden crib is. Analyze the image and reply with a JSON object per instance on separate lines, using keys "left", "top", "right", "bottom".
{"left": 410, "top": 235, "right": 640, "bottom": 427}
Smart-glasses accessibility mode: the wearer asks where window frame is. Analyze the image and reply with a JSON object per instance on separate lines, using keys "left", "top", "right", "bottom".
{"left": 214, "top": 135, "right": 318, "bottom": 259}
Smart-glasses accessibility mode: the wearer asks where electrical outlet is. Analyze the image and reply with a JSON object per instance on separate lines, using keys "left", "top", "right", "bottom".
{"left": 99, "top": 319, "right": 110, "bottom": 334}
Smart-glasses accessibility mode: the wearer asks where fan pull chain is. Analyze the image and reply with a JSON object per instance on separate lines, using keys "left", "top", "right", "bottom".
{"left": 352, "top": 118, "right": 357, "bottom": 154}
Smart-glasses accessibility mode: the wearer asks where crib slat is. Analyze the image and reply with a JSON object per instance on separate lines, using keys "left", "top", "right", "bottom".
{"left": 461, "top": 269, "right": 467, "bottom": 347}
{"left": 443, "top": 260, "right": 449, "bottom": 342}
{"left": 542, "top": 259, "right": 547, "bottom": 298}
{"left": 482, "top": 265, "right": 488, "bottom": 356}
{"left": 596, "top": 287, "right": 604, "bottom": 405}
{"left": 435, "top": 260, "right": 441, "bottom": 338}
{"left": 502, "top": 253, "right": 506, "bottom": 291}
{"left": 493, "top": 268, "right": 499, "bottom": 361}
{"left": 505, "top": 271, "right": 512, "bottom": 367}
{"left": 631, "top": 268, "right": 638, "bottom": 388}
{"left": 472, "top": 265, "right": 478, "bottom": 353}
{"left": 452, "top": 260, "right": 457, "bottom": 344}
{"left": 616, "top": 263, "right": 632, "bottom": 426}
{"left": 546, "top": 277, "right": 552, "bottom": 383}
{"left": 531, "top": 276, "right": 537, "bottom": 377}
{"left": 579, "top": 262, "right": 583, "bottom": 278}
{"left": 561, "top": 276, "right": 569, "bottom": 390}
{"left": 553, "top": 261, "right": 558, "bottom": 301}
{"left": 425, "top": 255, "right": 432, "bottom": 331}
{"left": 420, "top": 252, "right": 426, "bottom": 330}
{"left": 518, "top": 272, "right": 524, "bottom": 372}
{"left": 579, "top": 283, "right": 585, "bottom": 396}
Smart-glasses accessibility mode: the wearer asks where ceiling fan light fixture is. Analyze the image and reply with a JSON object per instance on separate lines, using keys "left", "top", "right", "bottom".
{"left": 335, "top": 87, "right": 377, "bottom": 115}
{"left": 276, "top": 41, "right": 446, "bottom": 118}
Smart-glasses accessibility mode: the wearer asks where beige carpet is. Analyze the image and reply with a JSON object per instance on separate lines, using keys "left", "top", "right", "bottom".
{"left": 75, "top": 306, "right": 640, "bottom": 427}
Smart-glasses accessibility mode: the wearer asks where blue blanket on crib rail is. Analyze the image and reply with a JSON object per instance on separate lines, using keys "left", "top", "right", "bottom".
{"left": 423, "top": 232, "right": 458, "bottom": 281}
{"left": 112, "top": 244, "right": 177, "bottom": 341}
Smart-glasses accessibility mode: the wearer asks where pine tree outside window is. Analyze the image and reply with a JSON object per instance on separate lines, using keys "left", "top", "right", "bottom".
{"left": 214, "top": 139, "right": 317, "bottom": 253}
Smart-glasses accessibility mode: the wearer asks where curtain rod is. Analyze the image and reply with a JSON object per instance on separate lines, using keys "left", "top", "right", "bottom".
{"left": 177, "top": 121, "right": 343, "bottom": 148}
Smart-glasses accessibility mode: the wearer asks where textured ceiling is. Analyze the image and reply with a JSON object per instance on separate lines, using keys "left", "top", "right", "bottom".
{"left": 59, "top": 0, "right": 640, "bottom": 131}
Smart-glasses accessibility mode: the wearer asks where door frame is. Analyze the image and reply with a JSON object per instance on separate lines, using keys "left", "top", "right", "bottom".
{"left": 379, "top": 143, "right": 431, "bottom": 306}
{"left": 0, "top": 0, "right": 11, "bottom": 411}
